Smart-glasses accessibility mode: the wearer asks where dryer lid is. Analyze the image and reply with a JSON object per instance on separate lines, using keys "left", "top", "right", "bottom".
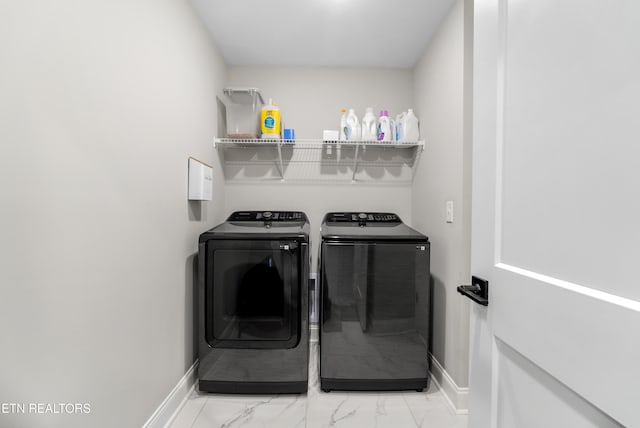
{"left": 199, "top": 211, "right": 310, "bottom": 242}
{"left": 228, "top": 211, "right": 307, "bottom": 223}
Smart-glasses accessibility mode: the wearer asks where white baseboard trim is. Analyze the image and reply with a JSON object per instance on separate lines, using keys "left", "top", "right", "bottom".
{"left": 142, "top": 361, "right": 198, "bottom": 428}
{"left": 429, "top": 354, "right": 469, "bottom": 414}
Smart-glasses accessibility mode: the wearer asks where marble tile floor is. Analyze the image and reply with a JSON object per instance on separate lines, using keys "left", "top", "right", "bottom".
{"left": 168, "top": 341, "right": 467, "bottom": 428}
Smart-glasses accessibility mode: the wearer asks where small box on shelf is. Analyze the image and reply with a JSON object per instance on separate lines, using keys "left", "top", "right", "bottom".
{"left": 322, "top": 130, "right": 339, "bottom": 142}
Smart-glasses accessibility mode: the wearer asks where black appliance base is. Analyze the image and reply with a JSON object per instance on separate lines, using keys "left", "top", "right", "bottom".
{"left": 320, "top": 377, "right": 429, "bottom": 393}
{"left": 199, "top": 380, "right": 308, "bottom": 394}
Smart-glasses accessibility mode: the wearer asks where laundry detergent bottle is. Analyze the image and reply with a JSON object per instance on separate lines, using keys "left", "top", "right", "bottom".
{"left": 346, "top": 108, "right": 361, "bottom": 141}
{"left": 377, "top": 110, "right": 392, "bottom": 142}
{"left": 404, "top": 108, "right": 420, "bottom": 141}
{"left": 339, "top": 109, "right": 347, "bottom": 141}
{"left": 361, "top": 107, "right": 377, "bottom": 141}
{"left": 395, "top": 112, "right": 406, "bottom": 142}
{"left": 261, "top": 98, "right": 281, "bottom": 139}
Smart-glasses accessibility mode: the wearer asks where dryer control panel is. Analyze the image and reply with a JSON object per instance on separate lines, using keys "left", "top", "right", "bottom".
{"left": 324, "top": 212, "right": 401, "bottom": 225}
{"left": 228, "top": 211, "right": 306, "bottom": 222}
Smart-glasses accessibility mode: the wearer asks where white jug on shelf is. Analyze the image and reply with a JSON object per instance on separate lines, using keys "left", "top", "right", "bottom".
{"left": 361, "top": 107, "right": 377, "bottom": 141}
{"left": 345, "top": 108, "right": 361, "bottom": 141}
{"left": 404, "top": 109, "right": 420, "bottom": 141}
{"left": 377, "top": 110, "right": 392, "bottom": 142}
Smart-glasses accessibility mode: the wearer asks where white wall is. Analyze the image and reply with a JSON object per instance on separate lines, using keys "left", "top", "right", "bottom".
{"left": 227, "top": 66, "right": 414, "bottom": 140}
{"left": 225, "top": 67, "right": 415, "bottom": 269}
{"left": 0, "top": 1, "right": 226, "bottom": 427}
{"left": 412, "top": 0, "right": 471, "bottom": 389}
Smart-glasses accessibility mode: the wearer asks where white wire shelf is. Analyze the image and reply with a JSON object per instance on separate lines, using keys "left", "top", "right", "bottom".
{"left": 214, "top": 138, "right": 424, "bottom": 149}
{"left": 213, "top": 138, "right": 425, "bottom": 183}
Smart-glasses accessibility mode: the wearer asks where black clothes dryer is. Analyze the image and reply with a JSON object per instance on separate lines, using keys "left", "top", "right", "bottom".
{"left": 319, "top": 212, "right": 430, "bottom": 392}
{"left": 198, "top": 211, "right": 310, "bottom": 394}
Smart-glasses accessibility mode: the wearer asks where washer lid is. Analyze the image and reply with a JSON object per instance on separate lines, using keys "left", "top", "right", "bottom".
{"left": 324, "top": 212, "right": 401, "bottom": 225}
{"left": 321, "top": 212, "right": 428, "bottom": 241}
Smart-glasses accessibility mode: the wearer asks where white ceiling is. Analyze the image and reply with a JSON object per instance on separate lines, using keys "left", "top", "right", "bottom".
{"left": 190, "top": 0, "right": 456, "bottom": 69}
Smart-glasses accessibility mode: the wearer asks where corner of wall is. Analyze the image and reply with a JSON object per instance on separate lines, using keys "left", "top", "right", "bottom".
{"left": 410, "top": 0, "right": 471, "bottom": 389}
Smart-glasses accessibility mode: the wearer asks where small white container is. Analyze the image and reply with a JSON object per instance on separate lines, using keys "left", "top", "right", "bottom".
{"left": 323, "top": 130, "right": 339, "bottom": 140}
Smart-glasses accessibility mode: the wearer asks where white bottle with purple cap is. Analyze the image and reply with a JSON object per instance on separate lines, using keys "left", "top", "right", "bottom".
{"left": 377, "top": 109, "right": 392, "bottom": 142}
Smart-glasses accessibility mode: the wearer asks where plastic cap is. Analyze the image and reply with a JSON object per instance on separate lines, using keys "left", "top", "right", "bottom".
{"left": 379, "top": 110, "right": 389, "bottom": 117}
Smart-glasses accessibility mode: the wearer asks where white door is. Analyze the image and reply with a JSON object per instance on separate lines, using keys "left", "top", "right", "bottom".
{"left": 467, "top": 1, "right": 640, "bottom": 427}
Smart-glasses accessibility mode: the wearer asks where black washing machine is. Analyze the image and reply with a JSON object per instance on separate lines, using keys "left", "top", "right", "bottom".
{"left": 197, "top": 211, "right": 310, "bottom": 393}
{"left": 319, "top": 212, "right": 430, "bottom": 392}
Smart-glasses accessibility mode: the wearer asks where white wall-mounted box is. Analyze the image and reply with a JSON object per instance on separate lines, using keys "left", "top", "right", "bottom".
{"left": 188, "top": 157, "right": 213, "bottom": 201}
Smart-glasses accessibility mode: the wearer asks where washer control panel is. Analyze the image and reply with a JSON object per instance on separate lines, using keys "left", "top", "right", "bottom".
{"left": 325, "top": 212, "right": 401, "bottom": 224}
{"left": 228, "top": 211, "right": 306, "bottom": 222}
